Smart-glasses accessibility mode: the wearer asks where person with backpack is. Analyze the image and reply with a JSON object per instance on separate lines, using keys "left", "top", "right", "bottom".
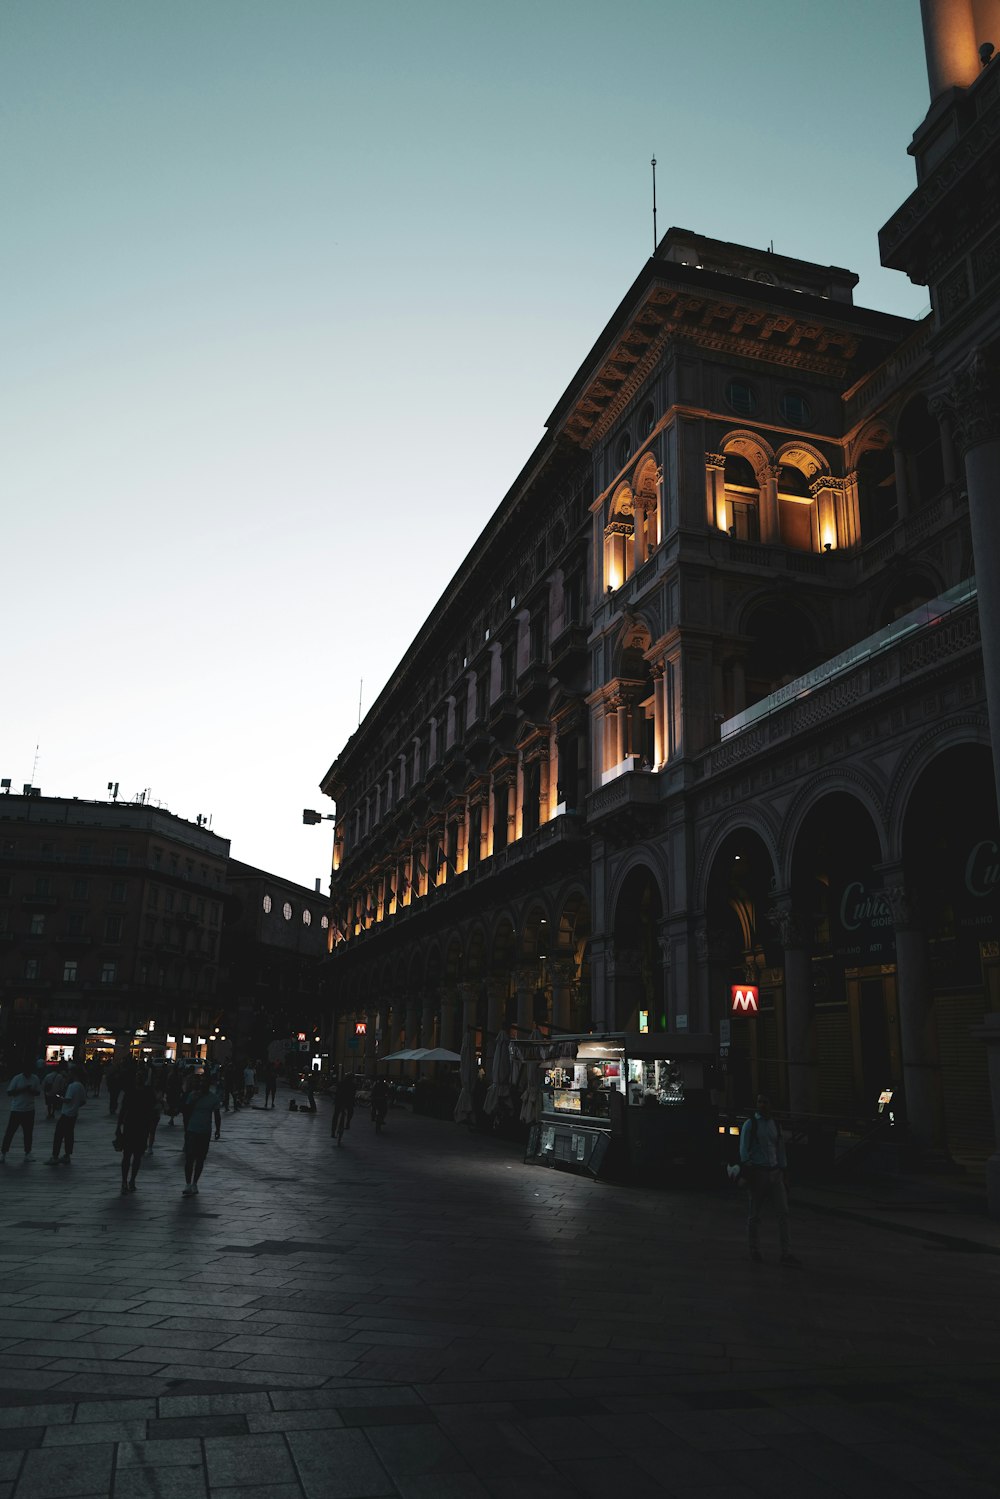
{"left": 739, "top": 1094, "right": 801, "bottom": 1267}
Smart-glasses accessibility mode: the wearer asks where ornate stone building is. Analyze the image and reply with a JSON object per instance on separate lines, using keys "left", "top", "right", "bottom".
{"left": 321, "top": 0, "right": 1000, "bottom": 1167}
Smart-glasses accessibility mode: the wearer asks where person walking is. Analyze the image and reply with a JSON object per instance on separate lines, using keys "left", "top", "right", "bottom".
{"left": 115, "top": 1072, "right": 159, "bottom": 1193}
{"left": 263, "top": 1061, "right": 278, "bottom": 1109}
{"left": 739, "top": 1094, "right": 801, "bottom": 1267}
{"left": 331, "top": 1073, "right": 356, "bottom": 1144}
{"left": 2, "top": 1059, "right": 42, "bottom": 1162}
{"left": 182, "top": 1074, "right": 222, "bottom": 1196}
{"left": 371, "top": 1076, "right": 389, "bottom": 1133}
{"left": 45, "top": 1065, "right": 88, "bottom": 1165}
{"left": 242, "top": 1061, "right": 257, "bottom": 1107}
{"left": 164, "top": 1066, "right": 184, "bottom": 1127}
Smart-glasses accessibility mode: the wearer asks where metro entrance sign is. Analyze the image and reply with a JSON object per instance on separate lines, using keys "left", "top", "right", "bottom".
{"left": 731, "top": 985, "right": 759, "bottom": 1014}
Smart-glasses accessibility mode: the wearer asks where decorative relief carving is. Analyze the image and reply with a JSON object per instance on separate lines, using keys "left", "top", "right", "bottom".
{"left": 938, "top": 263, "right": 971, "bottom": 319}
{"left": 930, "top": 348, "right": 1000, "bottom": 454}
{"left": 767, "top": 901, "right": 808, "bottom": 949}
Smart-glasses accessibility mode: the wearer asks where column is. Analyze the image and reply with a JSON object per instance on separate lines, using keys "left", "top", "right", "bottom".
{"left": 705, "top": 453, "right": 726, "bottom": 529}
{"left": 421, "top": 996, "right": 436, "bottom": 1053}
{"left": 651, "top": 663, "right": 666, "bottom": 767}
{"left": 506, "top": 777, "right": 517, "bottom": 845}
{"left": 761, "top": 464, "right": 780, "bottom": 544}
{"left": 514, "top": 967, "right": 535, "bottom": 1035}
{"left": 538, "top": 750, "right": 551, "bottom": 824}
{"left": 551, "top": 959, "right": 575, "bottom": 1032}
{"left": 932, "top": 354, "right": 1000, "bottom": 806}
{"left": 404, "top": 995, "right": 419, "bottom": 1054}
{"left": 769, "top": 900, "right": 817, "bottom": 1115}
{"left": 920, "top": 0, "right": 978, "bottom": 100}
{"left": 892, "top": 444, "right": 910, "bottom": 520}
{"left": 439, "top": 992, "right": 457, "bottom": 1052}
{"left": 546, "top": 730, "right": 559, "bottom": 816}
{"left": 884, "top": 879, "right": 944, "bottom": 1148}
{"left": 458, "top": 981, "right": 477, "bottom": 1038}
{"left": 515, "top": 755, "right": 525, "bottom": 840}
{"left": 485, "top": 975, "right": 506, "bottom": 1038}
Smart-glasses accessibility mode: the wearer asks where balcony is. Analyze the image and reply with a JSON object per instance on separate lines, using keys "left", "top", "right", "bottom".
{"left": 549, "top": 624, "right": 588, "bottom": 685}
{"left": 516, "top": 661, "right": 551, "bottom": 718}
{"left": 488, "top": 690, "right": 519, "bottom": 742}
{"left": 705, "top": 579, "right": 979, "bottom": 776}
{"left": 586, "top": 769, "right": 661, "bottom": 830}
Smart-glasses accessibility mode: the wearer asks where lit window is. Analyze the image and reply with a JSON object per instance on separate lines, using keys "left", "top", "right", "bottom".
{"left": 283, "top": 902, "right": 293, "bottom": 921}
{"left": 321, "top": 915, "right": 329, "bottom": 930}
{"left": 302, "top": 909, "right": 312, "bottom": 926}
{"left": 262, "top": 894, "right": 272, "bottom": 914}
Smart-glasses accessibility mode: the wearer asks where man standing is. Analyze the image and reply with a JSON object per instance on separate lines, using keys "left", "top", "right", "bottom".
{"left": 43, "top": 1064, "right": 67, "bottom": 1121}
{"left": 242, "top": 1061, "right": 257, "bottom": 1107}
{"left": 739, "top": 1094, "right": 801, "bottom": 1267}
{"left": 2, "top": 1059, "right": 41, "bottom": 1162}
{"left": 47, "top": 1065, "right": 88, "bottom": 1165}
{"left": 263, "top": 1061, "right": 278, "bottom": 1109}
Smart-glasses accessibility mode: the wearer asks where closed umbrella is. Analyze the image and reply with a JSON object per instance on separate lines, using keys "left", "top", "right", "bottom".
{"left": 519, "top": 1028, "right": 544, "bottom": 1125}
{"left": 454, "top": 1029, "right": 476, "bottom": 1124}
{"left": 484, "top": 1030, "right": 511, "bottom": 1116}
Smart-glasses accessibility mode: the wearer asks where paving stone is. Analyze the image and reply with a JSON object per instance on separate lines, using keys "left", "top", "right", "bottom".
{"left": 112, "top": 1469, "right": 207, "bottom": 1499}
{"left": 42, "top": 1423, "right": 147, "bottom": 1447}
{"left": 115, "top": 1440, "right": 203, "bottom": 1469}
{"left": 148, "top": 1416, "right": 248, "bottom": 1442}
{"left": 0, "top": 1433, "right": 41, "bottom": 1454}
{"left": 158, "top": 1393, "right": 271, "bottom": 1418}
{"left": 287, "top": 1429, "right": 396, "bottom": 1499}
{"left": 15, "top": 1443, "right": 114, "bottom": 1498}
{"left": 203, "top": 1433, "right": 298, "bottom": 1488}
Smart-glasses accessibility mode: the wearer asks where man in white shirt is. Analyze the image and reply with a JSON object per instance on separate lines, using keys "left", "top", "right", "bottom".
{"left": 243, "top": 1063, "right": 256, "bottom": 1106}
{"left": 2, "top": 1060, "right": 42, "bottom": 1162}
{"left": 43, "top": 1066, "right": 67, "bottom": 1121}
{"left": 47, "top": 1065, "right": 88, "bottom": 1165}
{"left": 739, "top": 1094, "right": 801, "bottom": 1267}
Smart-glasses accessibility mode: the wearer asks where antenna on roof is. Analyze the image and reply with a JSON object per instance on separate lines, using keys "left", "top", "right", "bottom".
{"left": 769, "top": 239, "right": 774, "bottom": 254}
{"left": 651, "top": 156, "right": 658, "bottom": 254}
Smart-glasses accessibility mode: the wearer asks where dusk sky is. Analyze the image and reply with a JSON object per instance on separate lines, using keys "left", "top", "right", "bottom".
{"left": 2, "top": 1, "right": 931, "bottom": 889}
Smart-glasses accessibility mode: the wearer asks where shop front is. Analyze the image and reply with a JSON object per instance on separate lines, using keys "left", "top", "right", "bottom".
{"left": 523, "top": 1032, "right": 718, "bottom": 1180}
{"left": 44, "top": 1025, "right": 79, "bottom": 1065}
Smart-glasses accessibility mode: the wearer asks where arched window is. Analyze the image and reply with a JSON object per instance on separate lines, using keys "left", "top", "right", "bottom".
{"left": 898, "top": 396, "right": 944, "bottom": 509}
{"left": 604, "top": 487, "right": 634, "bottom": 590}
{"left": 777, "top": 462, "right": 814, "bottom": 551}
{"left": 633, "top": 459, "right": 661, "bottom": 561}
{"left": 724, "top": 454, "right": 759, "bottom": 541}
{"left": 857, "top": 438, "right": 896, "bottom": 542}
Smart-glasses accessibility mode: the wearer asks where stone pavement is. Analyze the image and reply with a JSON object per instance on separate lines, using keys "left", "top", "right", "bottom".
{"left": 0, "top": 1089, "right": 998, "bottom": 1499}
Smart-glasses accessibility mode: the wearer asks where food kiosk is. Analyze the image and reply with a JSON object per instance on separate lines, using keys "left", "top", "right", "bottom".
{"left": 522, "top": 1031, "right": 719, "bottom": 1181}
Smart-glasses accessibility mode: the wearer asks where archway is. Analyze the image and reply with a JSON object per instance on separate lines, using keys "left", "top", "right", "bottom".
{"left": 611, "top": 865, "right": 664, "bottom": 1033}
{"left": 789, "top": 792, "right": 893, "bottom": 1116}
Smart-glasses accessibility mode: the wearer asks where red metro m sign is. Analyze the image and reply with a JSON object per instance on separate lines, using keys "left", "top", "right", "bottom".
{"left": 731, "top": 985, "right": 760, "bottom": 1014}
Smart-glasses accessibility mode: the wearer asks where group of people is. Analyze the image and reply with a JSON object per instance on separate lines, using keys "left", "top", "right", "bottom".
{"left": 2, "top": 1053, "right": 283, "bottom": 1198}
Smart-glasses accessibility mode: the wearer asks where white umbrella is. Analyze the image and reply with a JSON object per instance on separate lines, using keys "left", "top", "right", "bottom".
{"left": 484, "top": 1030, "right": 512, "bottom": 1116}
{"left": 454, "top": 1029, "right": 476, "bottom": 1124}
{"left": 417, "top": 1046, "right": 462, "bottom": 1062}
{"left": 380, "top": 1048, "right": 426, "bottom": 1061}
{"left": 519, "top": 1028, "right": 544, "bottom": 1125}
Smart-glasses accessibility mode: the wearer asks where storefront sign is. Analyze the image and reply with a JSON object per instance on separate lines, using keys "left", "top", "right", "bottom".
{"left": 731, "top": 985, "right": 759, "bottom": 1014}
{"left": 833, "top": 876, "right": 896, "bottom": 961}
{"left": 47, "top": 1025, "right": 78, "bottom": 1036}
{"left": 965, "top": 840, "right": 1000, "bottom": 899}
{"left": 355, "top": 1022, "right": 367, "bottom": 1036}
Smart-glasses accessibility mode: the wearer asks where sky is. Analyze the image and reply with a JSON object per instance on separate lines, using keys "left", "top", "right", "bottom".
{"left": 2, "top": 0, "right": 932, "bottom": 890}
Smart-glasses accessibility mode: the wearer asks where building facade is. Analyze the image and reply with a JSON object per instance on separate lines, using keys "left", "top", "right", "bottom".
{"left": 321, "top": 3, "right": 1000, "bottom": 1167}
{"left": 220, "top": 860, "right": 331, "bottom": 1066}
{"left": 0, "top": 793, "right": 229, "bottom": 1067}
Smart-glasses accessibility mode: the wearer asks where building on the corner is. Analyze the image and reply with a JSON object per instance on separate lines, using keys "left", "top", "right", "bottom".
{"left": 319, "top": 1, "right": 1000, "bottom": 1170}
{"left": 220, "top": 860, "right": 331, "bottom": 1068}
{"left": 0, "top": 792, "right": 229, "bottom": 1066}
